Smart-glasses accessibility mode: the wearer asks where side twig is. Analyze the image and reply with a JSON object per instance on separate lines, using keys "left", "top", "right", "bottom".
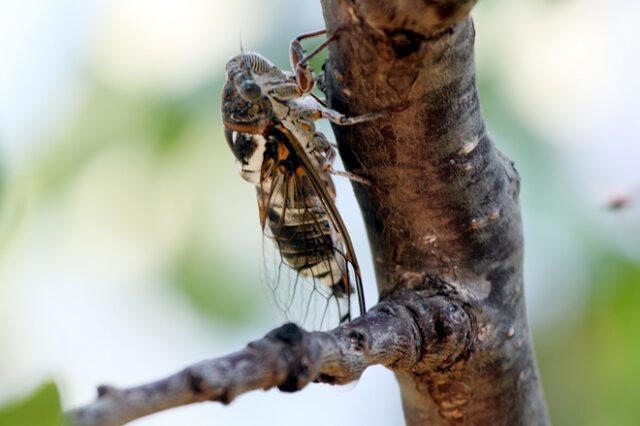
{"left": 66, "top": 286, "right": 473, "bottom": 426}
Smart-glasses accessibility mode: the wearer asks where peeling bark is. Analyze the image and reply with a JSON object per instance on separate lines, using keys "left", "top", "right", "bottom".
{"left": 320, "top": 0, "right": 548, "bottom": 424}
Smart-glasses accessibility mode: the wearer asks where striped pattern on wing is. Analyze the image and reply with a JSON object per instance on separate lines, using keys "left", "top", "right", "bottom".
{"left": 226, "top": 128, "right": 359, "bottom": 330}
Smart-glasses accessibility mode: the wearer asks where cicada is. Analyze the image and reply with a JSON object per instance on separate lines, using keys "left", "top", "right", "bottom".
{"left": 221, "top": 31, "right": 375, "bottom": 330}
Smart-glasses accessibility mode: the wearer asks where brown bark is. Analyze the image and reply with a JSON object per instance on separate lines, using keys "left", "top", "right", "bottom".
{"left": 320, "top": 0, "right": 549, "bottom": 424}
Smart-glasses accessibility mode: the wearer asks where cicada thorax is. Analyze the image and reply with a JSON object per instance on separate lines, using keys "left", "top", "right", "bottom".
{"left": 223, "top": 51, "right": 334, "bottom": 166}
{"left": 225, "top": 52, "right": 284, "bottom": 87}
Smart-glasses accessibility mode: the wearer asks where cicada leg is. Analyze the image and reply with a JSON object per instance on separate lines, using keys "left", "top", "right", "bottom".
{"left": 290, "top": 28, "right": 342, "bottom": 95}
{"left": 313, "top": 133, "right": 372, "bottom": 186}
{"left": 309, "top": 104, "right": 386, "bottom": 126}
{"left": 329, "top": 169, "right": 372, "bottom": 186}
{"left": 294, "top": 29, "right": 328, "bottom": 43}
{"left": 267, "top": 82, "right": 303, "bottom": 101}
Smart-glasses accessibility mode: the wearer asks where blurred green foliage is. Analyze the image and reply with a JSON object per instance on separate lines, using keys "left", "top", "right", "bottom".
{"left": 30, "top": 83, "right": 209, "bottom": 198}
{"left": 0, "top": 382, "right": 62, "bottom": 426}
{"left": 536, "top": 255, "right": 640, "bottom": 426}
{"left": 0, "top": 151, "right": 5, "bottom": 246}
{"left": 0, "top": 151, "right": 25, "bottom": 256}
{"left": 0, "top": 151, "right": 4, "bottom": 202}
{"left": 8, "top": 75, "right": 262, "bottom": 326}
{"left": 169, "top": 237, "right": 262, "bottom": 324}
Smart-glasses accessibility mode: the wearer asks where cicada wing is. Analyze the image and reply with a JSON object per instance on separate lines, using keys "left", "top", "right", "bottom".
{"left": 257, "top": 158, "right": 358, "bottom": 331}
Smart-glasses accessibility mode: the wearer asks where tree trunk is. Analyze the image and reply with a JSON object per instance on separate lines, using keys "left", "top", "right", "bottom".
{"left": 320, "top": 1, "right": 549, "bottom": 424}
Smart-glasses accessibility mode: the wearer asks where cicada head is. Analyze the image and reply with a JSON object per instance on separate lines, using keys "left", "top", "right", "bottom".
{"left": 221, "top": 80, "right": 273, "bottom": 135}
{"left": 225, "top": 52, "right": 281, "bottom": 102}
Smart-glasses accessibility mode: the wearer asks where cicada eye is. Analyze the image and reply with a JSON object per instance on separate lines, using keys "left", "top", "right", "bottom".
{"left": 239, "top": 80, "right": 261, "bottom": 101}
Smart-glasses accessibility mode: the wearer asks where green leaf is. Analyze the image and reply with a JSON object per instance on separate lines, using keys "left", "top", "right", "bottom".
{"left": 0, "top": 382, "right": 63, "bottom": 426}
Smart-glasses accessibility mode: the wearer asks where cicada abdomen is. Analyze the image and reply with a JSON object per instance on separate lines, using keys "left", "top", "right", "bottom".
{"left": 224, "top": 127, "right": 359, "bottom": 330}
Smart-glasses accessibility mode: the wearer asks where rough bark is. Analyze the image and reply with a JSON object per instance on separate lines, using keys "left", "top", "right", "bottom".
{"left": 67, "top": 1, "right": 549, "bottom": 424}
{"left": 320, "top": 0, "right": 548, "bottom": 424}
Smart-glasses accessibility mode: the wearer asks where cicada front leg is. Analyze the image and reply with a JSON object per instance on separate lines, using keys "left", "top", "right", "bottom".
{"left": 290, "top": 28, "right": 342, "bottom": 95}
{"left": 266, "top": 81, "right": 303, "bottom": 101}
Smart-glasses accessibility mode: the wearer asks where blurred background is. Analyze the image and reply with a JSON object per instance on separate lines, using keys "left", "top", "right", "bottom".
{"left": 0, "top": 0, "right": 639, "bottom": 425}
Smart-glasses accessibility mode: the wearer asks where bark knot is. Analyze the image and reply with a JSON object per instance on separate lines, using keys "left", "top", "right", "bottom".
{"left": 264, "top": 323, "right": 319, "bottom": 393}
{"left": 383, "top": 273, "right": 477, "bottom": 373}
{"left": 385, "top": 29, "right": 425, "bottom": 58}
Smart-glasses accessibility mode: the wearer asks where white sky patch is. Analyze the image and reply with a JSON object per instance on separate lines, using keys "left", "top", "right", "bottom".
{"left": 476, "top": 1, "right": 640, "bottom": 192}
{"left": 0, "top": 0, "right": 92, "bottom": 168}
{"left": 90, "top": 0, "right": 272, "bottom": 93}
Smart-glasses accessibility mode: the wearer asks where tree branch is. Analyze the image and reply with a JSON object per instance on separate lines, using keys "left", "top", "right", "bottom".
{"left": 67, "top": 286, "right": 473, "bottom": 426}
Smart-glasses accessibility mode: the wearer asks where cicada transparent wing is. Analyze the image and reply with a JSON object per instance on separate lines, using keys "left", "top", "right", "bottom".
{"left": 226, "top": 125, "right": 365, "bottom": 331}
